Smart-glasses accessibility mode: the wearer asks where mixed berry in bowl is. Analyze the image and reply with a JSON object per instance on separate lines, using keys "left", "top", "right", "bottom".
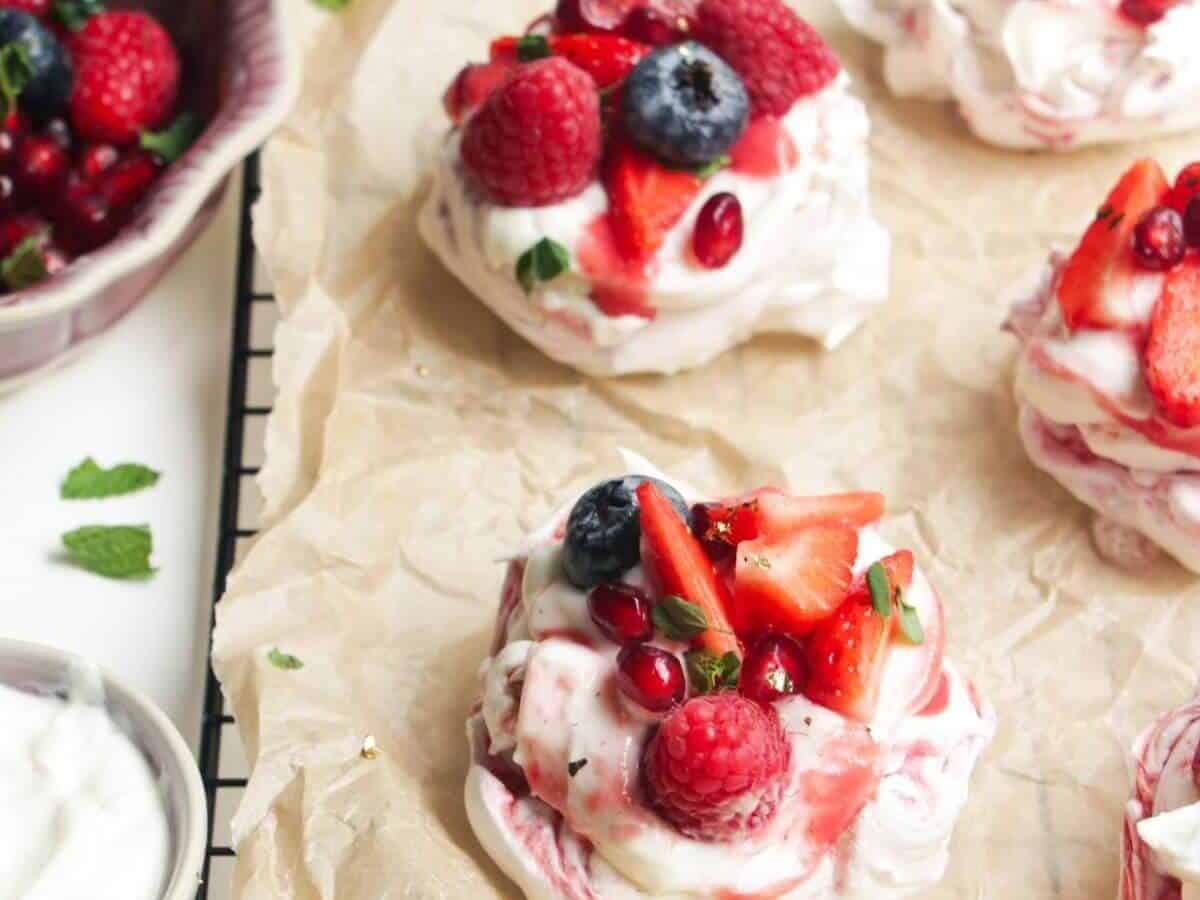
{"left": 468, "top": 468, "right": 994, "bottom": 899}
{"left": 0, "top": 0, "right": 201, "bottom": 298}
{"left": 420, "top": 0, "right": 890, "bottom": 376}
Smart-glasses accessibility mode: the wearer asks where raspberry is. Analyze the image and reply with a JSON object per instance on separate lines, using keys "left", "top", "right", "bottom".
{"left": 643, "top": 693, "right": 790, "bottom": 841}
{"left": 461, "top": 58, "right": 601, "bottom": 207}
{"left": 694, "top": 0, "right": 839, "bottom": 116}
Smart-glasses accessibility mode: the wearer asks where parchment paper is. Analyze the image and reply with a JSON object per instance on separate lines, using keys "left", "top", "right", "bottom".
{"left": 211, "top": 2, "right": 1200, "bottom": 896}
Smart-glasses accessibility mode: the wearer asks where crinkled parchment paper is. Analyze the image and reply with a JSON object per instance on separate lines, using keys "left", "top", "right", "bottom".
{"left": 211, "top": 1, "right": 1200, "bottom": 896}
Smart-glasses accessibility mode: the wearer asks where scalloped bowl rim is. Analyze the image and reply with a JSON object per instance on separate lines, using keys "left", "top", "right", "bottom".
{"left": 0, "top": 0, "right": 299, "bottom": 331}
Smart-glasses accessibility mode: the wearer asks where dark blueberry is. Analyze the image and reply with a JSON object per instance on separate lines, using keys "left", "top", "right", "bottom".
{"left": 0, "top": 10, "right": 72, "bottom": 121}
{"left": 621, "top": 41, "right": 749, "bottom": 168}
{"left": 562, "top": 475, "right": 689, "bottom": 589}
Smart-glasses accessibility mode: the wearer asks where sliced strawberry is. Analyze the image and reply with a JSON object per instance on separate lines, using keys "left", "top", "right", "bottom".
{"left": 1058, "top": 158, "right": 1170, "bottom": 330}
{"left": 801, "top": 552, "right": 912, "bottom": 722}
{"left": 489, "top": 34, "right": 649, "bottom": 89}
{"left": 443, "top": 61, "right": 514, "bottom": 125}
{"left": 604, "top": 138, "right": 703, "bottom": 263}
{"left": 637, "top": 482, "right": 741, "bottom": 659}
{"left": 735, "top": 525, "right": 858, "bottom": 635}
{"left": 754, "top": 491, "right": 884, "bottom": 536}
{"left": 1145, "top": 255, "right": 1200, "bottom": 428}
{"left": 1167, "top": 162, "right": 1200, "bottom": 214}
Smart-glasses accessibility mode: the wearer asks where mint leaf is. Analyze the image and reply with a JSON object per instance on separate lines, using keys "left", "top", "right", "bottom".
{"left": 686, "top": 649, "right": 740, "bottom": 694}
{"left": 53, "top": 0, "right": 104, "bottom": 31}
{"left": 515, "top": 238, "right": 570, "bottom": 295}
{"left": 896, "top": 590, "right": 925, "bottom": 645}
{"left": 0, "top": 42, "right": 30, "bottom": 118}
{"left": 140, "top": 112, "right": 202, "bottom": 164}
{"left": 61, "top": 458, "right": 160, "bottom": 499}
{"left": 310, "top": 0, "right": 351, "bottom": 10}
{"left": 61, "top": 524, "right": 154, "bottom": 579}
{"left": 652, "top": 594, "right": 708, "bottom": 641}
{"left": 516, "top": 35, "right": 551, "bottom": 61}
{"left": 1, "top": 235, "right": 47, "bottom": 292}
{"left": 866, "top": 561, "right": 892, "bottom": 619}
{"left": 267, "top": 648, "right": 304, "bottom": 670}
{"left": 693, "top": 155, "right": 730, "bottom": 179}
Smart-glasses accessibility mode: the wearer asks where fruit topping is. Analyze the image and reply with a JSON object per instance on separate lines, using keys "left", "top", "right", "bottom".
{"left": 1057, "top": 158, "right": 1169, "bottom": 330}
{"left": 1145, "top": 255, "right": 1200, "bottom": 428}
{"left": 492, "top": 33, "right": 650, "bottom": 90}
{"left": 734, "top": 524, "right": 858, "bottom": 635}
{"left": 11, "top": 131, "right": 65, "bottom": 201}
{"left": 443, "top": 61, "right": 513, "bottom": 125}
{"left": 1132, "top": 205, "right": 1185, "bottom": 272}
{"left": 588, "top": 582, "right": 655, "bottom": 642}
{"left": 1119, "top": 0, "right": 1179, "bottom": 25}
{"left": 621, "top": 41, "right": 748, "bottom": 167}
{"left": 555, "top": 0, "right": 640, "bottom": 33}
{"left": 0, "top": 0, "right": 50, "bottom": 18}
{"left": 68, "top": 9, "right": 180, "bottom": 144}
{"left": 461, "top": 57, "right": 601, "bottom": 207}
{"left": 739, "top": 633, "right": 806, "bottom": 703}
{"left": 694, "top": 0, "right": 839, "bottom": 117}
{"left": 0, "top": 10, "right": 71, "bottom": 122}
{"left": 1184, "top": 196, "right": 1200, "bottom": 249}
{"left": 616, "top": 643, "right": 686, "bottom": 712}
{"left": 690, "top": 498, "right": 758, "bottom": 561}
{"left": 563, "top": 475, "right": 688, "bottom": 589}
{"left": 1167, "top": 161, "right": 1200, "bottom": 214}
{"left": 754, "top": 490, "right": 885, "bottom": 533}
{"left": 802, "top": 551, "right": 912, "bottom": 722}
{"left": 604, "top": 136, "right": 703, "bottom": 261}
{"left": 643, "top": 692, "right": 790, "bottom": 841}
{"left": 691, "top": 191, "right": 743, "bottom": 268}
{"left": 637, "top": 480, "right": 741, "bottom": 659}
{"left": 621, "top": 5, "right": 688, "bottom": 45}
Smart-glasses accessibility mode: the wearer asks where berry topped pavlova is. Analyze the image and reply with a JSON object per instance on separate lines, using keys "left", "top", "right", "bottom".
{"left": 1121, "top": 688, "right": 1200, "bottom": 899}
{"left": 468, "top": 465, "right": 994, "bottom": 898}
{"left": 836, "top": 0, "right": 1200, "bottom": 150}
{"left": 419, "top": 0, "right": 890, "bottom": 376}
{"left": 1008, "top": 159, "right": 1200, "bottom": 573}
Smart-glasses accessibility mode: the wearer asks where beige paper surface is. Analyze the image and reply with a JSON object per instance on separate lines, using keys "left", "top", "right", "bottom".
{"left": 211, "top": 1, "right": 1200, "bottom": 896}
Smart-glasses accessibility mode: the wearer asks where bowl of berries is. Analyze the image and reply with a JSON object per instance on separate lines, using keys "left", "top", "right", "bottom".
{"left": 0, "top": 0, "right": 296, "bottom": 389}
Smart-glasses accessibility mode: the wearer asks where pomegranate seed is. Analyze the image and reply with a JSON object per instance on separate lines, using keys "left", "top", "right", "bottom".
{"left": 96, "top": 149, "right": 161, "bottom": 214}
{"left": 555, "top": 0, "right": 634, "bottom": 33}
{"left": 12, "top": 136, "right": 68, "bottom": 201}
{"left": 1132, "top": 205, "right": 1185, "bottom": 272}
{"left": 588, "top": 583, "right": 654, "bottom": 643}
{"left": 621, "top": 6, "right": 685, "bottom": 45}
{"left": 1119, "top": 0, "right": 1177, "bottom": 24}
{"left": 739, "top": 634, "right": 806, "bottom": 703}
{"left": 616, "top": 644, "right": 685, "bottom": 713}
{"left": 53, "top": 190, "right": 114, "bottom": 255}
{"left": 690, "top": 501, "right": 759, "bottom": 562}
{"left": 1184, "top": 195, "right": 1200, "bottom": 249}
{"left": 0, "top": 175, "right": 14, "bottom": 213}
{"left": 80, "top": 143, "right": 119, "bottom": 180}
{"left": 692, "top": 192, "right": 743, "bottom": 269}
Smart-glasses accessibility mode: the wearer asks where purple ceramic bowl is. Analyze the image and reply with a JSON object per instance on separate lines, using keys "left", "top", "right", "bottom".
{"left": 0, "top": 0, "right": 297, "bottom": 390}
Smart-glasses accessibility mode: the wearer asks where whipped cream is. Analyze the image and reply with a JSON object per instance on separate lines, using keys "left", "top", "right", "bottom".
{"left": 420, "top": 76, "right": 890, "bottom": 376}
{"left": 467, "top": 462, "right": 994, "bottom": 899}
{"left": 0, "top": 681, "right": 171, "bottom": 900}
{"left": 1008, "top": 252, "right": 1200, "bottom": 573}
{"left": 837, "top": 0, "right": 1200, "bottom": 149}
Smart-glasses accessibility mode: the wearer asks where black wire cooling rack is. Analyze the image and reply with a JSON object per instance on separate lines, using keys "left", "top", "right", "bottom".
{"left": 196, "top": 152, "right": 273, "bottom": 900}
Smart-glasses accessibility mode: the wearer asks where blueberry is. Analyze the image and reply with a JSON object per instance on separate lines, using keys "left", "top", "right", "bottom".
{"left": 0, "top": 11, "right": 72, "bottom": 121}
{"left": 562, "top": 475, "right": 689, "bottom": 589}
{"left": 621, "top": 42, "right": 749, "bottom": 168}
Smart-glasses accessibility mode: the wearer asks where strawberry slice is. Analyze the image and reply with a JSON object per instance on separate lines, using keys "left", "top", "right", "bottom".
{"left": 637, "top": 482, "right": 741, "bottom": 659}
{"left": 1058, "top": 158, "right": 1170, "bottom": 330}
{"left": 802, "top": 551, "right": 913, "bottom": 722}
{"left": 489, "top": 33, "right": 650, "bottom": 89}
{"left": 604, "top": 138, "right": 703, "bottom": 263}
{"left": 1167, "top": 161, "right": 1200, "bottom": 214}
{"left": 734, "top": 525, "right": 858, "bottom": 635}
{"left": 753, "top": 491, "right": 884, "bottom": 536}
{"left": 1145, "top": 255, "right": 1200, "bottom": 428}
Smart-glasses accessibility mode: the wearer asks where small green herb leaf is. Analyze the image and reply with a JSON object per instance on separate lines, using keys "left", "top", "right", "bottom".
{"left": 0, "top": 42, "right": 31, "bottom": 118}
{"left": 267, "top": 648, "right": 304, "bottom": 670}
{"left": 568, "top": 758, "right": 588, "bottom": 777}
{"left": 61, "top": 524, "right": 155, "bottom": 579}
{"left": 310, "top": 0, "right": 351, "bottom": 10}
{"left": 61, "top": 458, "right": 160, "bottom": 499}
{"left": 652, "top": 594, "right": 709, "bottom": 641}
{"left": 53, "top": 0, "right": 104, "bottom": 31}
{"left": 516, "top": 34, "right": 551, "bottom": 61}
{"left": 1, "top": 235, "right": 47, "bottom": 292}
{"left": 896, "top": 590, "right": 925, "bottom": 645}
{"left": 692, "top": 154, "right": 730, "bottom": 179}
{"left": 140, "top": 112, "right": 202, "bottom": 164}
{"left": 686, "top": 649, "right": 740, "bottom": 694}
{"left": 866, "top": 561, "right": 892, "bottom": 619}
{"left": 515, "top": 238, "right": 570, "bottom": 295}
